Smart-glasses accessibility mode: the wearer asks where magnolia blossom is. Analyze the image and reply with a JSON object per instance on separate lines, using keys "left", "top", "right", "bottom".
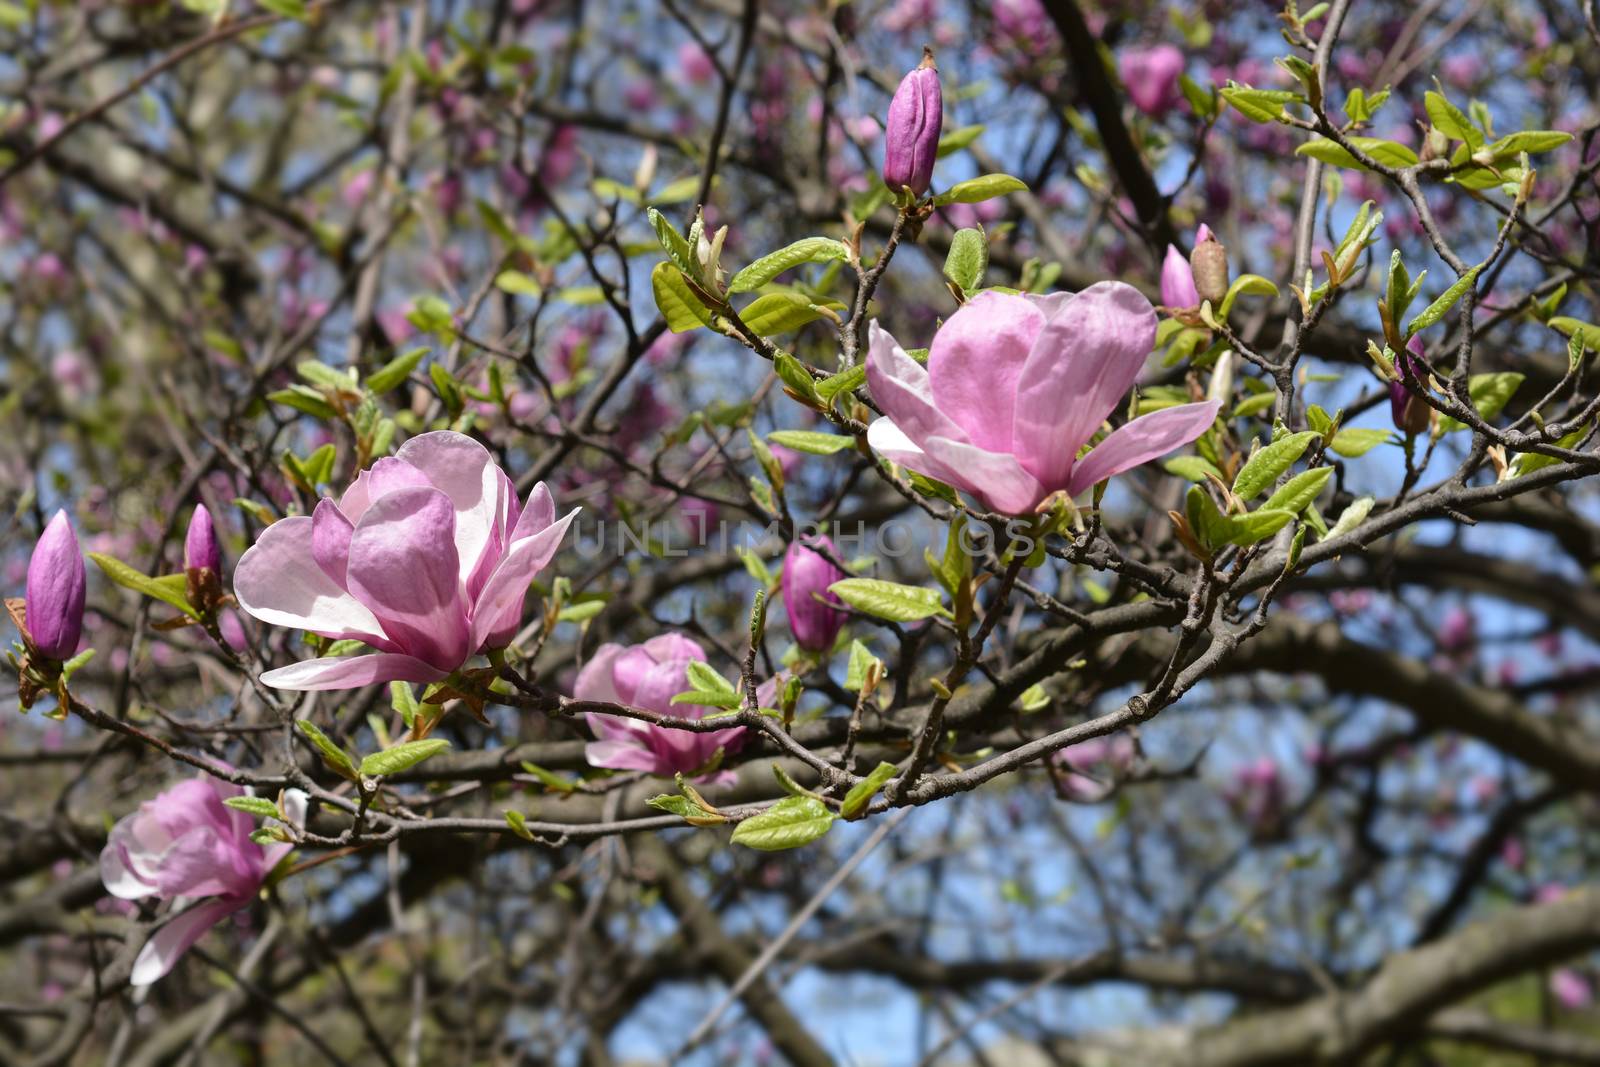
{"left": 577, "top": 635, "right": 747, "bottom": 779}
{"left": 235, "top": 431, "right": 577, "bottom": 690}
{"left": 99, "top": 774, "right": 306, "bottom": 985}
{"left": 865, "top": 285, "right": 1220, "bottom": 514}
{"left": 1119, "top": 45, "right": 1185, "bottom": 118}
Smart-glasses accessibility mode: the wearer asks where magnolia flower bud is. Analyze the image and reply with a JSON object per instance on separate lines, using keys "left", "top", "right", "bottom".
{"left": 185, "top": 504, "right": 220, "bottom": 573}
{"left": 25, "top": 510, "right": 86, "bottom": 660}
{"left": 1189, "top": 233, "right": 1230, "bottom": 307}
{"left": 882, "top": 48, "right": 941, "bottom": 196}
{"left": 1390, "top": 335, "right": 1432, "bottom": 436}
{"left": 1160, "top": 244, "right": 1199, "bottom": 309}
{"left": 782, "top": 535, "right": 847, "bottom": 652}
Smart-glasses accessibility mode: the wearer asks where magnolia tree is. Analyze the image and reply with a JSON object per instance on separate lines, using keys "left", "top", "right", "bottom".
{"left": 5, "top": 0, "right": 1600, "bottom": 1063}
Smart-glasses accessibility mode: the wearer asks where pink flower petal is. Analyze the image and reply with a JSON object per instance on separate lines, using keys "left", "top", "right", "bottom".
{"left": 574, "top": 643, "right": 626, "bottom": 704}
{"left": 347, "top": 486, "right": 470, "bottom": 670}
{"left": 1013, "top": 281, "right": 1158, "bottom": 490}
{"left": 1066, "top": 400, "right": 1220, "bottom": 495}
{"left": 584, "top": 738, "right": 666, "bottom": 773}
{"left": 259, "top": 652, "right": 449, "bottom": 691}
{"left": 310, "top": 499, "right": 355, "bottom": 587}
{"left": 468, "top": 507, "right": 579, "bottom": 652}
{"left": 129, "top": 898, "right": 242, "bottom": 987}
{"left": 919, "top": 434, "right": 1046, "bottom": 514}
{"left": 395, "top": 431, "right": 508, "bottom": 589}
{"left": 864, "top": 321, "right": 972, "bottom": 448}
{"left": 928, "top": 291, "right": 1044, "bottom": 453}
{"left": 233, "top": 517, "right": 390, "bottom": 646}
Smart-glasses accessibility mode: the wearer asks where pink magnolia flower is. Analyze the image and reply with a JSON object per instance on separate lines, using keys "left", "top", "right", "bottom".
{"left": 235, "top": 431, "right": 578, "bottom": 690}
{"left": 782, "top": 535, "right": 847, "bottom": 652}
{"left": 99, "top": 774, "right": 306, "bottom": 986}
{"left": 1119, "top": 45, "right": 1185, "bottom": 118}
{"left": 577, "top": 635, "right": 747, "bottom": 779}
{"left": 865, "top": 286, "right": 1220, "bottom": 513}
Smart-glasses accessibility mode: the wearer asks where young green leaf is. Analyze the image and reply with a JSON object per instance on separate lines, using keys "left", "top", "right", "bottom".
{"left": 728, "top": 238, "right": 849, "bottom": 293}
{"left": 366, "top": 347, "right": 427, "bottom": 394}
{"left": 841, "top": 762, "right": 898, "bottom": 818}
{"left": 359, "top": 738, "right": 451, "bottom": 778}
{"left": 651, "top": 262, "right": 715, "bottom": 333}
{"left": 87, "top": 554, "right": 199, "bottom": 620}
{"left": 1231, "top": 431, "right": 1320, "bottom": 500}
{"left": 729, "top": 796, "right": 836, "bottom": 850}
{"left": 296, "top": 719, "right": 359, "bottom": 781}
{"left": 223, "top": 796, "right": 284, "bottom": 820}
{"left": 1405, "top": 266, "right": 1481, "bottom": 338}
{"left": 932, "top": 173, "right": 1027, "bottom": 206}
{"left": 767, "top": 430, "right": 853, "bottom": 455}
{"left": 828, "top": 578, "right": 947, "bottom": 622}
{"left": 1261, "top": 467, "right": 1332, "bottom": 515}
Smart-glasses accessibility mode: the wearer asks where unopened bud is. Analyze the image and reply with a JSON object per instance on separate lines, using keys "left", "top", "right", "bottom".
{"left": 1190, "top": 234, "right": 1230, "bottom": 307}
{"left": 184, "top": 504, "right": 220, "bottom": 573}
{"left": 882, "top": 48, "right": 942, "bottom": 197}
{"left": 24, "top": 511, "right": 86, "bottom": 661}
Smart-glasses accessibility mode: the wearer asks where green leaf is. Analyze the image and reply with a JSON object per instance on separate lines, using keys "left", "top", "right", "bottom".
{"left": 1425, "top": 90, "right": 1481, "bottom": 148}
{"left": 841, "top": 762, "right": 898, "bottom": 818}
{"left": 1262, "top": 467, "right": 1332, "bottom": 515}
{"left": 1326, "top": 496, "right": 1375, "bottom": 540}
{"left": 1295, "top": 136, "right": 1418, "bottom": 172}
{"left": 1185, "top": 485, "right": 1231, "bottom": 552}
{"left": 224, "top": 796, "right": 284, "bottom": 819}
{"left": 296, "top": 720, "right": 359, "bottom": 781}
{"left": 646, "top": 207, "right": 697, "bottom": 276}
{"left": 685, "top": 660, "right": 737, "bottom": 696}
{"left": 1180, "top": 73, "right": 1217, "bottom": 119}
{"left": 844, "top": 640, "right": 880, "bottom": 692}
{"left": 366, "top": 347, "right": 427, "bottom": 394}
{"left": 1232, "top": 393, "right": 1276, "bottom": 420}
{"left": 1214, "top": 274, "right": 1278, "bottom": 321}
{"left": 494, "top": 270, "right": 543, "bottom": 298}
{"left": 728, "top": 238, "right": 849, "bottom": 293}
{"left": 815, "top": 365, "right": 866, "bottom": 404}
{"left": 1328, "top": 428, "right": 1392, "bottom": 457}
{"left": 828, "top": 578, "right": 946, "bottom": 622}
{"left": 87, "top": 553, "right": 198, "bottom": 619}
{"left": 671, "top": 690, "right": 742, "bottom": 709}
{"left": 1018, "top": 683, "right": 1051, "bottom": 713}
{"left": 1514, "top": 424, "right": 1589, "bottom": 476}
{"left": 1437, "top": 372, "right": 1525, "bottom": 434}
{"left": 1220, "top": 84, "right": 1300, "bottom": 123}
{"left": 730, "top": 796, "right": 835, "bottom": 850}
{"left": 646, "top": 794, "right": 700, "bottom": 818}
{"left": 1405, "top": 266, "right": 1481, "bottom": 338}
{"left": 936, "top": 124, "right": 985, "bottom": 157}
{"left": 1486, "top": 130, "right": 1571, "bottom": 158}
{"left": 767, "top": 430, "right": 853, "bottom": 455}
{"left": 1164, "top": 455, "right": 1224, "bottom": 483}
{"left": 932, "top": 173, "right": 1027, "bottom": 206}
{"left": 650, "top": 175, "right": 706, "bottom": 205}
{"left": 390, "top": 681, "right": 420, "bottom": 729}
{"left": 519, "top": 760, "right": 578, "bottom": 794}
{"left": 429, "top": 363, "right": 462, "bottom": 414}
{"left": 359, "top": 738, "right": 451, "bottom": 778}
{"left": 504, "top": 810, "right": 535, "bottom": 840}
{"left": 651, "top": 262, "right": 714, "bottom": 333}
{"left": 267, "top": 386, "right": 338, "bottom": 420}
{"left": 738, "top": 292, "right": 830, "bottom": 336}
{"left": 773, "top": 351, "right": 821, "bottom": 404}
{"left": 258, "top": 0, "right": 307, "bottom": 18}
{"left": 942, "top": 228, "right": 988, "bottom": 293}
{"left": 1231, "top": 431, "right": 1320, "bottom": 500}
{"left": 1549, "top": 317, "right": 1600, "bottom": 351}
{"left": 1225, "top": 508, "right": 1297, "bottom": 546}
